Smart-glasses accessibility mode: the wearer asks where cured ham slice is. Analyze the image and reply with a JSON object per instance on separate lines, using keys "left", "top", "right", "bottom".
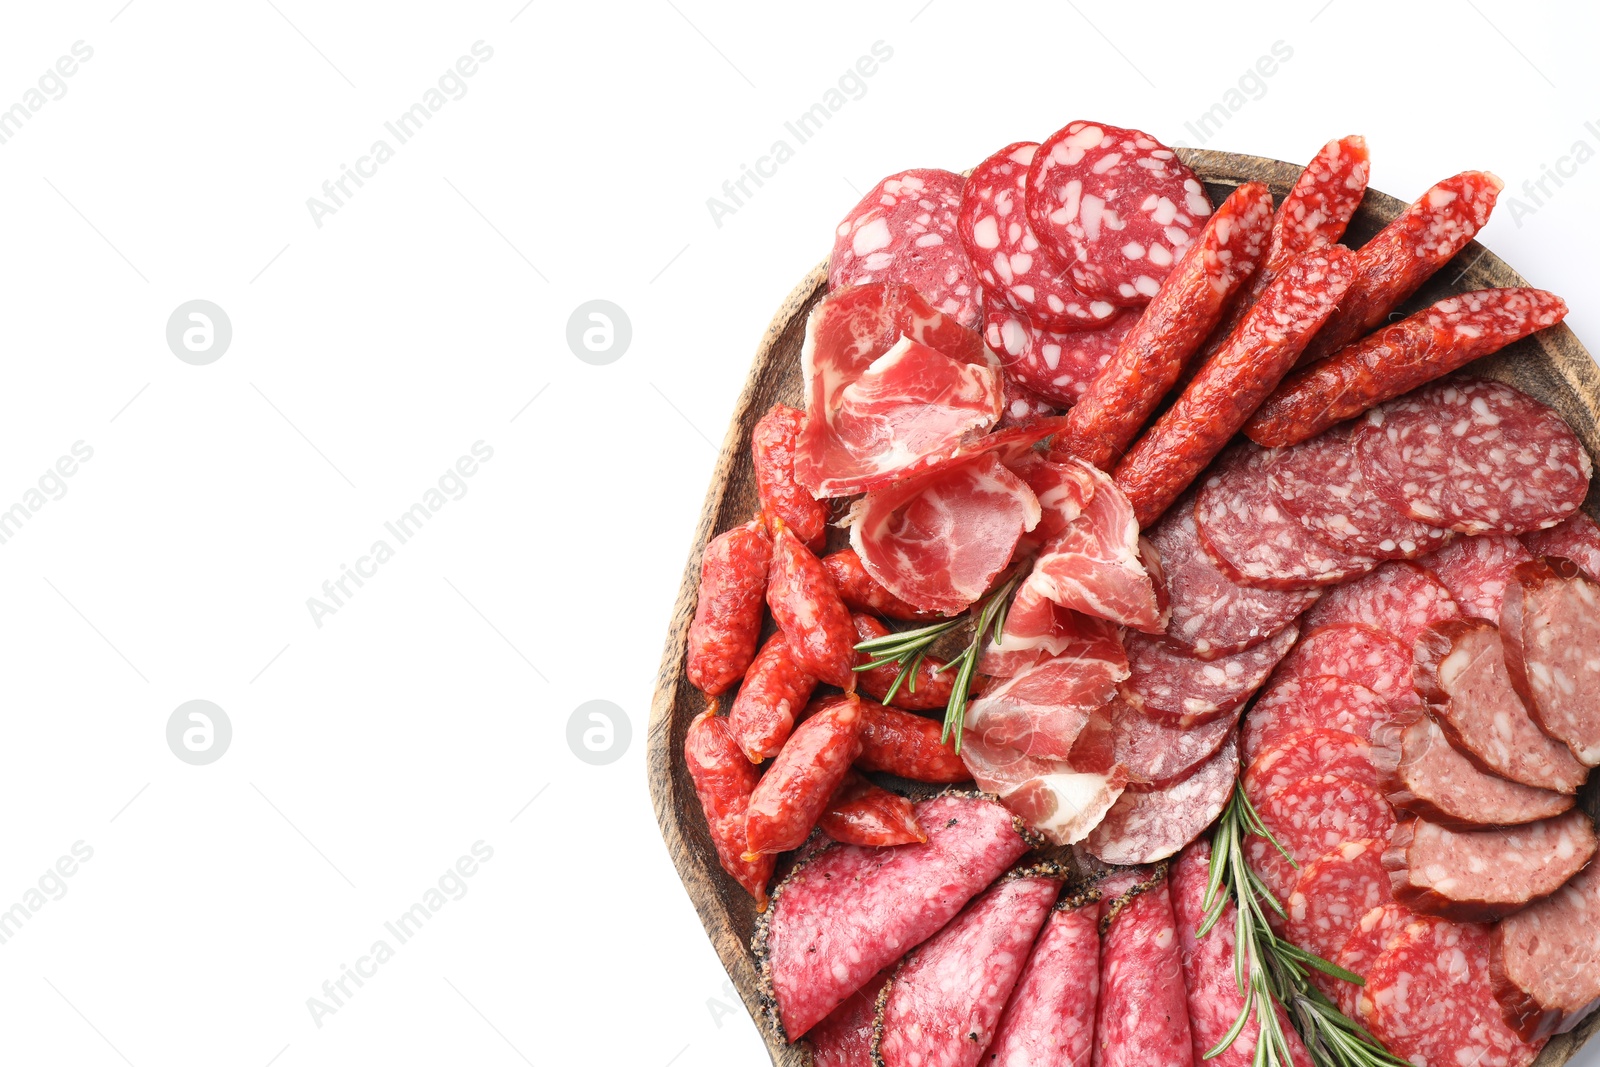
{"left": 1007, "top": 449, "right": 1099, "bottom": 550}
{"left": 964, "top": 624, "right": 1128, "bottom": 757}
{"left": 978, "top": 581, "right": 1115, "bottom": 678}
{"left": 961, "top": 729, "right": 1128, "bottom": 847}
{"left": 1028, "top": 459, "right": 1166, "bottom": 632}
{"left": 849, "top": 453, "right": 1041, "bottom": 615}
{"left": 796, "top": 283, "right": 1004, "bottom": 497}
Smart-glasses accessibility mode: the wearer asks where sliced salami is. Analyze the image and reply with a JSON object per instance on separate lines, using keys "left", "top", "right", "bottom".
{"left": 1082, "top": 733, "right": 1238, "bottom": 866}
{"left": 1266, "top": 424, "right": 1450, "bottom": 559}
{"left": 1275, "top": 623, "right": 1417, "bottom": 711}
{"left": 1299, "top": 561, "right": 1459, "bottom": 644}
{"left": 1521, "top": 511, "right": 1600, "bottom": 578}
{"left": 1283, "top": 838, "right": 1393, "bottom": 975}
{"left": 1242, "top": 727, "right": 1378, "bottom": 805}
{"left": 982, "top": 898, "right": 1099, "bottom": 1067}
{"left": 755, "top": 793, "right": 1033, "bottom": 1039}
{"left": 1334, "top": 903, "right": 1420, "bottom": 1020}
{"left": 1123, "top": 623, "right": 1297, "bottom": 726}
{"left": 1145, "top": 493, "right": 1320, "bottom": 658}
{"left": 1419, "top": 533, "right": 1532, "bottom": 622}
{"left": 1376, "top": 712, "right": 1574, "bottom": 829}
{"left": 1412, "top": 618, "right": 1587, "bottom": 793}
{"left": 1027, "top": 121, "right": 1212, "bottom": 305}
{"left": 1094, "top": 872, "right": 1196, "bottom": 1067}
{"left": 1195, "top": 444, "right": 1378, "bottom": 590}
{"left": 1363, "top": 919, "right": 1546, "bottom": 1067}
{"left": 1492, "top": 862, "right": 1600, "bottom": 1041}
{"left": 1500, "top": 557, "right": 1600, "bottom": 765}
{"left": 1245, "top": 774, "right": 1395, "bottom": 909}
{"left": 1240, "top": 674, "right": 1395, "bottom": 765}
{"left": 958, "top": 142, "right": 1120, "bottom": 331}
{"left": 829, "top": 169, "right": 981, "bottom": 327}
{"left": 982, "top": 304, "right": 1135, "bottom": 406}
{"left": 875, "top": 872, "right": 1062, "bottom": 1067}
{"left": 1111, "top": 693, "right": 1241, "bottom": 790}
{"left": 996, "top": 372, "right": 1060, "bottom": 428}
{"left": 808, "top": 969, "right": 894, "bottom": 1067}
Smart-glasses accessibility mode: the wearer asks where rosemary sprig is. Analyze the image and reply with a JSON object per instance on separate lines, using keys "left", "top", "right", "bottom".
{"left": 850, "top": 573, "right": 1021, "bottom": 753}
{"left": 1202, "top": 789, "right": 1410, "bottom": 1067}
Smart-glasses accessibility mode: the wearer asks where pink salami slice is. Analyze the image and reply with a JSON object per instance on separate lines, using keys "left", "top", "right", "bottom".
{"left": 1521, "top": 511, "right": 1600, "bottom": 578}
{"left": 1267, "top": 423, "right": 1450, "bottom": 559}
{"left": 983, "top": 304, "right": 1135, "bottom": 406}
{"left": 830, "top": 169, "right": 981, "bottom": 328}
{"left": 1333, "top": 904, "right": 1419, "bottom": 1019}
{"left": 876, "top": 873, "right": 1062, "bottom": 1067}
{"left": 1245, "top": 774, "right": 1395, "bottom": 910}
{"left": 1501, "top": 557, "right": 1600, "bottom": 765}
{"left": 1242, "top": 727, "right": 1378, "bottom": 805}
{"left": 1027, "top": 121, "right": 1212, "bottom": 305}
{"left": 1274, "top": 623, "right": 1416, "bottom": 710}
{"left": 1419, "top": 533, "right": 1532, "bottom": 623}
{"left": 1124, "top": 623, "right": 1297, "bottom": 725}
{"left": 983, "top": 898, "right": 1099, "bottom": 1067}
{"left": 1364, "top": 920, "right": 1546, "bottom": 1067}
{"left": 808, "top": 969, "right": 894, "bottom": 1067}
{"left": 1196, "top": 444, "right": 1379, "bottom": 590}
{"left": 1378, "top": 712, "right": 1574, "bottom": 830}
{"left": 1299, "top": 560, "right": 1460, "bottom": 643}
{"left": 1283, "top": 838, "right": 1393, "bottom": 978}
{"left": 1112, "top": 693, "right": 1241, "bottom": 790}
{"left": 1492, "top": 862, "right": 1600, "bottom": 1042}
{"left": 1355, "top": 379, "right": 1591, "bottom": 536}
{"left": 1082, "top": 734, "right": 1238, "bottom": 865}
{"left": 1145, "top": 492, "right": 1321, "bottom": 659}
{"left": 958, "top": 142, "right": 1120, "bottom": 331}
{"left": 757, "top": 793, "right": 1032, "bottom": 1038}
{"left": 1241, "top": 674, "right": 1396, "bottom": 765}
{"left": 1094, "top": 873, "right": 1196, "bottom": 1067}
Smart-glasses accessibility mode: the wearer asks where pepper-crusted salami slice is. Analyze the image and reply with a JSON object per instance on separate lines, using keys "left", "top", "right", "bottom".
{"left": 983, "top": 304, "right": 1135, "bottom": 406}
{"left": 1521, "top": 512, "right": 1600, "bottom": 578}
{"left": 1196, "top": 444, "right": 1379, "bottom": 590}
{"left": 1334, "top": 904, "right": 1419, "bottom": 1020}
{"left": 1114, "top": 246, "right": 1357, "bottom": 526}
{"left": 1145, "top": 494, "right": 1320, "bottom": 658}
{"left": 1299, "top": 171, "right": 1504, "bottom": 366}
{"left": 834, "top": 696, "right": 967, "bottom": 783}
{"left": 822, "top": 547, "right": 943, "bottom": 622}
{"left": 819, "top": 771, "right": 925, "bottom": 848}
{"left": 983, "top": 897, "right": 1099, "bottom": 1067}
{"left": 1276, "top": 623, "right": 1416, "bottom": 710}
{"left": 1241, "top": 675, "right": 1395, "bottom": 765}
{"left": 1364, "top": 919, "right": 1546, "bottom": 1067}
{"left": 745, "top": 694, "right": 865, "bottom": 856}
{"left": 808, "top": 969, "right": 895, "bottom": 1067}
{"left": 1094, "top": 872, "right": 1196, "bottom": 1067}
{"left": 1376, "top": 712, "right": 1574, "bottom": 829}
{"left": 1412, "top": 618, "right": 1587, "bottom": 792}
{"left": 752, "top": 405, "right": 829, "bottom": 552}
{"left": 1027, "top": 121, "right": 1213, "bottom": 305}
{"left": 1419, "top": 533, "right": 1531, "bottom": 623}
{"left": 1246, "top": 288, "right": 1570, "bottom": 448}
{"left": 1242, "top": 727, "right": 1378, "bottom": 805}
{"left": 1299, "top": 560, "right": 1459, "bottom": 643}
{"left": 1171, "top": 840, "right": 1311, "bottom": 1066}
{"left": 686, "top": 520, "right": 773, "bottom": 696}
{"left": 1051, "top": 182, "right": 1272, "bottom": 469}
{"left": 684, "top": 709, "right": 776, "bottom": 906}
{"left": 1245, "top": 774, "right": 1396, "bottom": 909}
{"left": 1500, "top": 558, "right": 1600, "bottom": 765}
{"left": 756, "top": 792, "right": 1034, "bottom": 1039}
{"left": 1284, "top": 838, "right": 1393, "bottom": 970}
{"left": 767, "top": 524, "right": 858, "bottom": 688}
{"left": 1491, "top": 862, "right": 1600, "bottom": 1042}
{"left": 875, "top": 873, "right": 1062, "bottom": 1067}
{"left": 1266, "top": 425, "right": 1451, "bottom": 560}
{"left": 830, "top": 169, "right": 982, "bottom": 327}
{"left": 729, "top": 631, "right": 818, "bottom": 762}
{"left": 851, "top": 613, "right": 955, "bottom": 711}
{"left": 1112, "top": 693, "right": 1241, "bottom": 790}
{"left": 1124, "top": 623, "right": 1297, "bottom": 725}
{"left": 1082, "top": 733, "right": 1238, "bottom": 865}
{"left": 959, "top": 142, "right": 1120, "bottom": 331}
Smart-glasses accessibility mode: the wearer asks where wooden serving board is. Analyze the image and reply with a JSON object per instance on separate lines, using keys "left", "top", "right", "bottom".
{"left": 647, "top": 148, "right": 1600, "bottom": 1066}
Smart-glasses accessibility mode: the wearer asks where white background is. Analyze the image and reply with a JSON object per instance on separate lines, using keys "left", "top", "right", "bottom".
{"left": 0, "top": 1, "right": 1595, "bottom": 1065}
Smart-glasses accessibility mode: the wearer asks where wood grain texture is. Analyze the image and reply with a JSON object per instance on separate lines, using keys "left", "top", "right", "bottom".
{"left": 647, "top": 150, "right": 1600, "bottom": 1067}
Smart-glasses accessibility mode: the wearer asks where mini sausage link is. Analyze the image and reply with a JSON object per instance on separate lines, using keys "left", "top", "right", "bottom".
{"left": 744, "top": 693, "right": 865, "bottom": 857}
{"left": 753, "top": 404, "right": 830, "bottom": 553}
{"left": 728, "top": 631, "right": 818, "bottom": 762}
{"left": 684, "top": 708, "right": 776, "bottom": 907}
{"left": 848, "top": 697, "right": 969, "bottom": 783}
{"left": 851, "top": 613, "right": 955, "bottom": 711}
{"left": 818, "top": 770, "right": 926, "bottom": 847}
{"left": 822, "top": 547, "right": 943, "bottom": 622}
{"left": 767, "top": 524, "right": 859, "bottom": 688}
{"left": 686, "top": 519, "right": 772, "bottom": 696}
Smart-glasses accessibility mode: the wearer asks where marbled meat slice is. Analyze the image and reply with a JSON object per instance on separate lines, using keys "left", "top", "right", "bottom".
{"left": 1244, "top": 774, "right": 1396, "bottom": 911}
{"left": 959, "top": 721, "right": 1128, "bottom": 847}
{"left": 1521, "top": 511, "right": 1600, "bottom": 578}
{"left": 982, "top": 304, "right": 1137, "bottom": 407}
{"left": 807, "top": 969, "right": 894, "bottom": 1067}
{"left": 1334, "top": 903, "right": 1421, "bottom": 1020}
{"left": 1283, "top": 838, "right": 1393, "bottom": 984}
{"left": 964, "top": 621, "right": 1127, "bottom": 759}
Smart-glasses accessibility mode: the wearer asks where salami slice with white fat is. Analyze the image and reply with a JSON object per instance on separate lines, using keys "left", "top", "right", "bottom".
{"left": 996, "top": 372, "right": 1060, "bottom": 428}
{"left": 1241, "top": 674, "right": 1396, "bottom": 765}
{"left": 1283, "top": 838, "right": 1393, "bottom": 978}
{"left": 982, "top": 897, "right": 1099, "bottom": 1067}
{"left": 808, "top": 969, "right": 894, "bottom": 1067}
{"left": 1521, "top": 511, "right": 1600, "bottom": 578}
{"left": 1275, "top": 623, "right": 1417, "bottom": 711}
{"left": 874, "top": 872, "right": 1062, "bottom": 1067}
{"left": 1196, "top": 444, "right": 1379, "bottom": 590}
{"left": 1123, "top": 623, "right": 1297, "bottom": 726}
{"left": 1027, "top": 121, "right": 1212, "bottom": 305}
{"left": 755, "top": 793, "right": 1033, "bottom": 1039}
{"left": 830, "top": 169, "right": 982, "bottom": 327}
{"left": 1500, "top": 557, "right": 1600, "bottom": 765}
{"left": 1244, "top": 774, "right": 1395, "bottom": 910}
{"left": 1492, "top": 861, "right": 1600, "bottom": 1042}
{"left": 1093, "top": 872, "right": 1196, "bottom": 1067}
{"left": 1145, "top": 493, "right": 1319, "bottom": 658}
{"left": 1376, "top": 712, "right": 1574, "bottom": 829}
{"left": 1082, "top": 733, "right": 1238, "bottom": 865}
{"left": 1111, "top": 693, "right": 1240, "bottom": 791}
{"left": 1242, "top": 727, "right": 1379, "bottom": 805}
{"left": 982, "top": 304, "right": 1135, "bottom": 406}
{"left": 958, "top": 142, "right": 1120, "bottom": 331}
{"left": 1299, "top": 560, "right": 1459, "bottom": 644}
{"left": 1334, "top": 903, "right": 1421, "bottom": 1020}
{"left": 1419, "top": 533, "right": 1532, "bottom": 623}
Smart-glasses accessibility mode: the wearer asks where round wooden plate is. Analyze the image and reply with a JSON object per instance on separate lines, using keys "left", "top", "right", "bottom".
{"left": 647, "top": 148, "right": 1600, "bottom": 1066}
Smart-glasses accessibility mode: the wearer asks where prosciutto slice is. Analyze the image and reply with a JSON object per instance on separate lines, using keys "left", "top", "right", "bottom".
{"left": 979, "top": 580, "right": 1111, "bottom": 678}
{"left": 961, "top": 715, "right": 1128, "bottom": 846}
{"left": 848, "top": 453, "right": 1041, "bottom": 615}
{"left": 964, "top": 623, "right": 1128, "bottom": 758}
{"left": 1029, "top": 459, "right": 1166, "bottom": 632}
{"left": 1008, "top": 450, "right": 1100, "bottom": 551}
{"left": 795, "top": 283, "right": 1003, "bottom": 497}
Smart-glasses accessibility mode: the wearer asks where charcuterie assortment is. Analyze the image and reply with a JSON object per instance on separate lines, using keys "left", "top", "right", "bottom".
{"left": 670, "top": 122, "right": 1598, "bottom": 1066}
